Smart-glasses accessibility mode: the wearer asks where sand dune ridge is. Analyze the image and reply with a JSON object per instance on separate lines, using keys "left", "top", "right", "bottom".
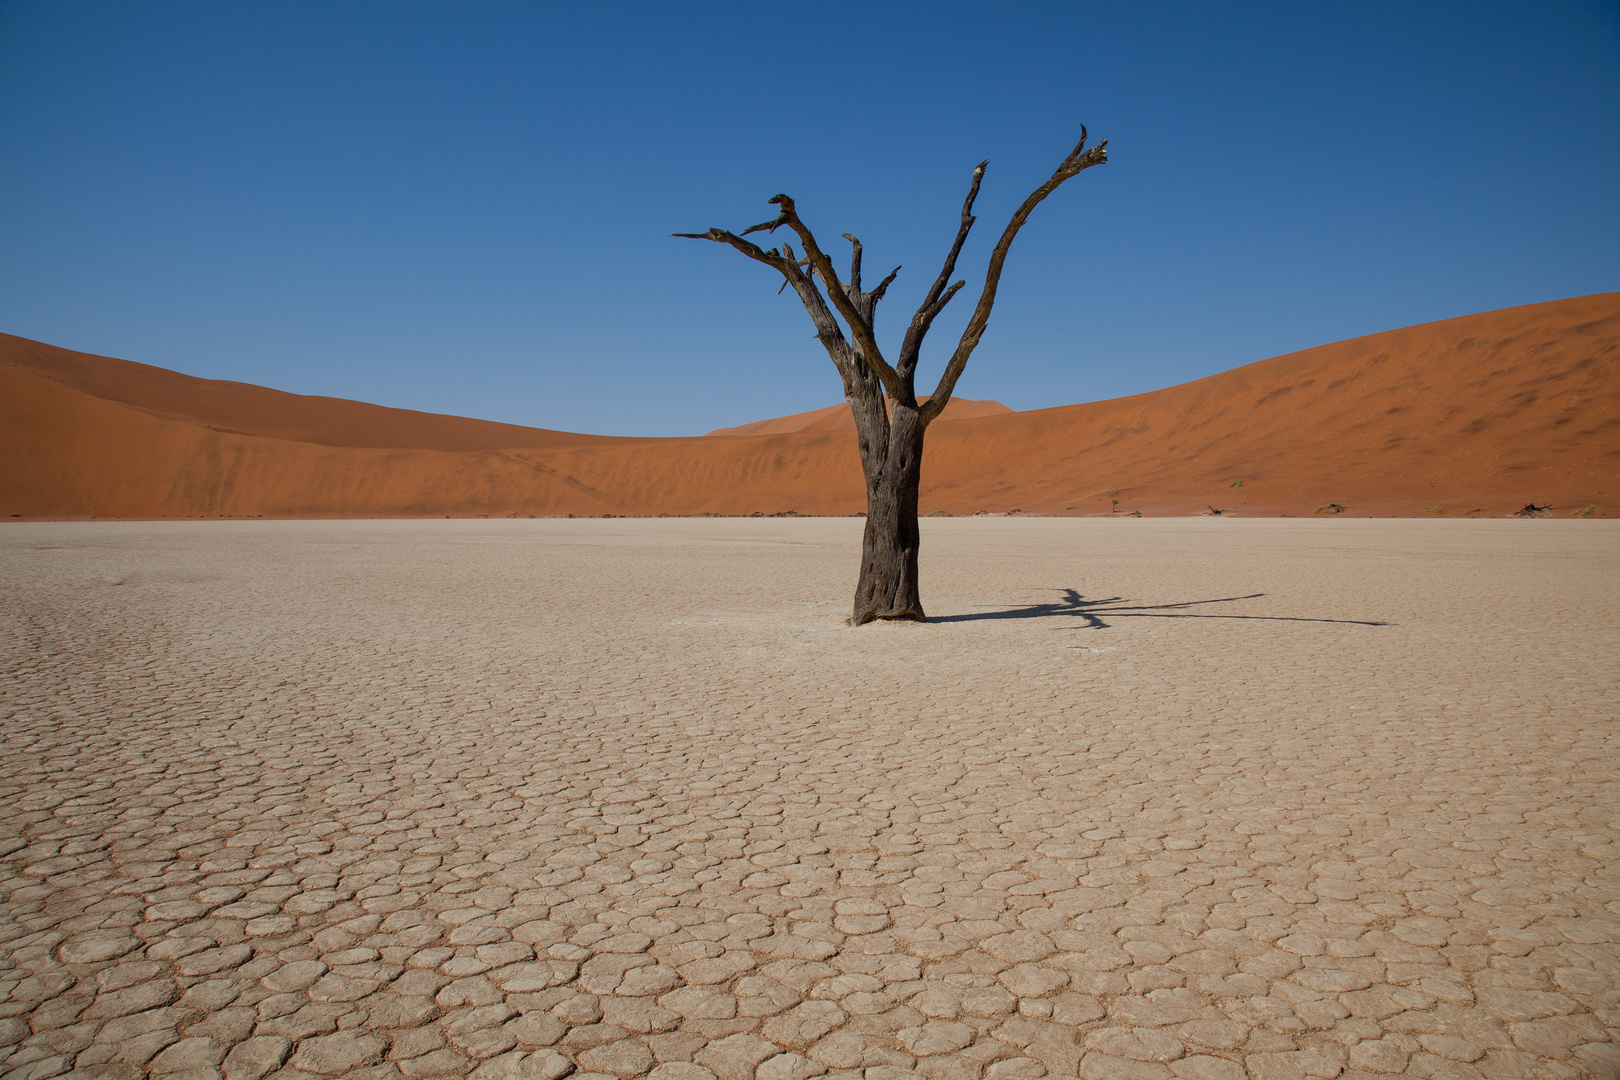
{"left": 3, "top": 293, "right": 1616, "bottom": 519}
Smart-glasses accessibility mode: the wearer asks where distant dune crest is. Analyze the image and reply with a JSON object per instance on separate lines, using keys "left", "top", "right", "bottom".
{"left": 706, "top": 397, "right": 1013, "bottom": 437}
{"left": 2, "top": 293, "right": 1616, "bottom": 519}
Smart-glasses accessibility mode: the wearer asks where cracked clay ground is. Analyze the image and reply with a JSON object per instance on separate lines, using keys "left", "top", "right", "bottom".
{"left": 1, "top": 518, "right": 1616, "bottom": 1080}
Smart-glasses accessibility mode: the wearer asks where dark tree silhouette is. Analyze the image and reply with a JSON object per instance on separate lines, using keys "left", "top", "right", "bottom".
{"left": 676, "top": 130, "right": 1107, "bottom": 625}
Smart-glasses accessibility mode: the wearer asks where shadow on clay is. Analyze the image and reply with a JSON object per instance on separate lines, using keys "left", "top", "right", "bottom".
{"left": 931, "top": 588, "right": 1390, "bottom": 629}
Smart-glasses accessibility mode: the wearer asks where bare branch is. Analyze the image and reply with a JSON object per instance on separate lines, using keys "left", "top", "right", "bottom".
{"left": 925, "top": 160, "right": 987, "bottom": 309}
{"left": 671, "top": 227, "right": 784, "bottom": 269}
{"left": 919, "top": 133, "right": 1107, "bottom": 424}
{"left": 673, "top": 226, "right": 858, "bottom": 384}
{"left": 741, "top": 212, "right": 789, "bottom": 236}
{"left": 840, "top": 238, "right": 900, "bottom": 339}
{"left": 768, "top": 195, "right": 904, "bottom": 398}
{"left": 871, "top": 265, "right": 901, "bottom": 303}
{"left": 895, "top": 161, "right": 988, "bottom": 382}
{"left": 841, "top": 233, "right": 863, "bottom": 293}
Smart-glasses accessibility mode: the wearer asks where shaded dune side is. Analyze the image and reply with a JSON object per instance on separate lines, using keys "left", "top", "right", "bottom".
{"left": 2, "top": 292, "right": 1617, "bottom": 520}
{"left": 1, "top": 364, "right": 860, "bottom": 518}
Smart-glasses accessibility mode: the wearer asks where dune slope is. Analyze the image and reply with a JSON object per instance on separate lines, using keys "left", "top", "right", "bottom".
{"left": 706, "top": 396, "right": 1012, "bottom": 437}
{"left": 0, "top": 332, "right": 626, "bottom": 451}
{"left": 2, "top": 293, "right": 1616, "bottom": 519}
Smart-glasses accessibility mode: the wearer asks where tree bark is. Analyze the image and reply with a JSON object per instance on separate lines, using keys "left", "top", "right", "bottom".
{"left": 853, "top": 401, "right": 925, "bottom": 624}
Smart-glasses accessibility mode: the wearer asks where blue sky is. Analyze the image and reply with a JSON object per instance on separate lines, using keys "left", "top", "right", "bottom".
{"left": 2, "top": 1, "right": 1617, "bottom": 436}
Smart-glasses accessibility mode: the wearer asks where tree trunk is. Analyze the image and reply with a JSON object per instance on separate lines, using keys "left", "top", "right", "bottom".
{"left": 852, "top": 403, "right": 925, "bottom": 625}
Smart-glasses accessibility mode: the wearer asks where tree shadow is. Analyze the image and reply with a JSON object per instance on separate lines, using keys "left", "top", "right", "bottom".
{"left": 930, "top": 589, "right": 1388, "bottom": 629}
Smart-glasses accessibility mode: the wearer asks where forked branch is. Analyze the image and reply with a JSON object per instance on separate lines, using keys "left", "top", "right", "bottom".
{"left": 680, "top": 200, "right": 905, "bottom": 397}
{"left": 919, "top": 129, "right": 1107, "bottom": 424}
{"left": 895, "top": 160, "right": 985, "bottom": 383}
{"left": 675, "top": 127, "right": 1107, "bottom": 423}
{"left": 925, "top": 160, "right": 987, "bottom": 310}
{"left": 758, "top": 197, "right": 904, "bottom": 397}
{"left": 838, "top": 233, "right": 901, "bottom": 335}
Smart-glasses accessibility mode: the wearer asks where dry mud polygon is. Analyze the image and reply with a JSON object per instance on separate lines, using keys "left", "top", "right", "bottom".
{"left": 2, "top": 519, "right": 1616, "bottom": 1080}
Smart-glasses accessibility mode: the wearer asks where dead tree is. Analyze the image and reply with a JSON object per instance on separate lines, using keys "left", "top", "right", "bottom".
{"left": 676, "top": 130, "right": 1107, "bottom": 625}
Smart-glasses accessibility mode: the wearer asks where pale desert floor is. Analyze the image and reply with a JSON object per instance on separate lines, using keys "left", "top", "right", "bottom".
{"left": 1, "top": 518, "right": 1616, "bottom": 1080}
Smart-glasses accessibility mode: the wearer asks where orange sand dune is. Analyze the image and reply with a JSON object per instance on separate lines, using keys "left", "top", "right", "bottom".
{"left": 0, "top": 331, "right": 624, "bottom": 451}
{"left": 706, "top": 396, "right": 1011, "bottom": 437}
{"left": 3, "top": 293, "right": 1617, "bottom": 520}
